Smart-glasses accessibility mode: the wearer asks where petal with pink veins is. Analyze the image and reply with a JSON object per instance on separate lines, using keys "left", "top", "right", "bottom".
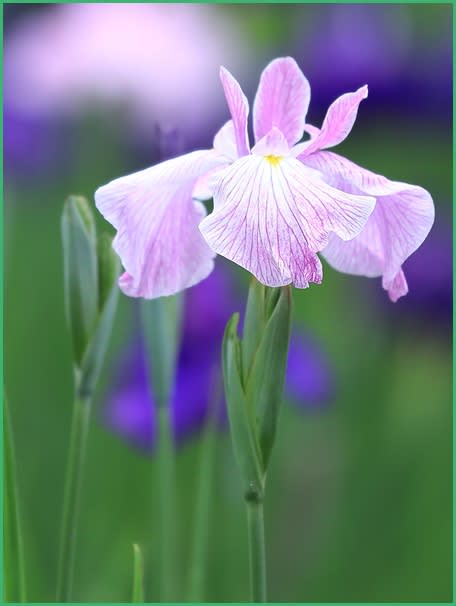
{"left": 219, "top": 67, "right": 250, "bottom": 157}
{"left": 297, "top": 85, "right": 368, "bottom": 157}
{"left": 253, "top": 57, "right": 311, "bottom": 147}
{"left": 303, "top": 151, "right": 435, "bottom": 301}
{"left": 95, "top": 150, "right": 225, "bottom": 299}
{"left": 199, "top": 153, "right": 375, "bottom": 289}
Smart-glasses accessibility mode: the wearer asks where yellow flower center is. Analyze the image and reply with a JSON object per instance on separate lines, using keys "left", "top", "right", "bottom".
{"left": 265, "top": 155, "right": 282, "bottom": 166}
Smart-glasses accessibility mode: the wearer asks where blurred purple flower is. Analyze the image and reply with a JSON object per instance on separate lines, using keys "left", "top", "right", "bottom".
{"left": 4, "top": 4, "right": 250, "bottom": 141}
{"left": 103, "top": 268, "right": 333, "bottom": 452}
{"left": 390, "top": 216, "right": 452, "bottom": 325}
{"left": 295, "top": 4, "right": 451, "bottom": 122}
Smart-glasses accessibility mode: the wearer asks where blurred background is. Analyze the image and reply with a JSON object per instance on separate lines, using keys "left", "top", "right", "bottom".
{"left": 4, "top": 3, "right": 452, "bottom": 602}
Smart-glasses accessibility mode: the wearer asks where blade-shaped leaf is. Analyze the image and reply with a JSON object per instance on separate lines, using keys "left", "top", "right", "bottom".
{"left": 61, "top": 196, "right": 98, "bottom": 365}
{"left": 97, "top": 232, "right": 119, "bottom": 311}
{"left": 78, "top": 278, "right": 119, "bottom": 398}
{"left": 242, "top": 277, "right": 266, "bottom": 380}
{"left": 222, "top": 314, "right": 264, "bottom": 496}
{"left": 245, "top": 286, "right": 292, "bottom": 469}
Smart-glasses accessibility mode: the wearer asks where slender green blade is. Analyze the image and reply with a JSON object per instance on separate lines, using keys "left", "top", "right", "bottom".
{"left": 61, "top": 196, "right": 98, "bottom": 366}
{"left": 246, "top": 286, "right": 292, "bottom": 469}
{"left": 78, "top": 276, "right": 119, "bottom": 398}
{"left": 4, "top": 394, "right": 27, "bottom": 602}
{"left": 97, "top": 232, "right": 119, "bottom": 311}
{"left": 222, "top": 314, "right": 264, "bottom": 496}
{"left": 242, "top": 277, "right": 266, "bottom": 380}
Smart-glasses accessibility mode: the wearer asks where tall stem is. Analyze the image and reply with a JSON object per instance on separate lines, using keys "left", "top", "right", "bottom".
{"left": 157, "top": 405, "right": 177, "bottom": 602}
{"left": 4, "top": 395, "right": 27, "bottom": 602}
{"left": 56, "top": 395, "right": 90, "bottom": 602}
{"left": 186, "top": 414, "right": 217, "bottom": 601}
{"left": 246, "top": 499, "right": 267, "bottom": 603}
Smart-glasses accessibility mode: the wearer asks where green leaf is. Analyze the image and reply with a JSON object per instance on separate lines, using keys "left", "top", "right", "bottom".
{"left": 97, "top": 232, "right": 119, "bottom": 311}
{"left": 61, "top": 196, "right": 98, "bottom": 365}
{"left": 242, "top": 277, "right": 266, "bottom": 380}
{"left": 131, "top": 543, "right": 144, "bottom": 603}
{"left": 246, "top": 286, "right": 292, "bottom": 469}
{"left": 141, "top": 294, "right": 183, "bottom": 408}
{"left": 4, "top": 393, "right": 27, "bottom": 602}
{"left": 222, "top": 314, "right": 264, "bottom": 497}
{"left": 77, "top": 277, "right": 119, "bottom": 398}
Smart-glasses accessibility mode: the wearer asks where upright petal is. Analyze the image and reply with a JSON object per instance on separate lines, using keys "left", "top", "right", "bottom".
{"left": 253, "top": 57, "right": 311, "bottom": 147}
{"left": 305, "top": 151, "right": 435, "bottom": 301}
{"left": 95, "top": 150, "right": 224, "bottom": 299}
{"left": 219, "top": 66, "right": 250, "bottom": 157}
{"left": 199, "top": 153, "right": 375, "bottom": 289}
{"left": 297, "top": 86, "right": 368, "bottom": 157}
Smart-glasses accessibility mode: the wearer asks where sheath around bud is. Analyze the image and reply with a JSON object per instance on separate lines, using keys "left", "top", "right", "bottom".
{"left": 222, "top": 279, "right": 292, "bottom": 499}
{"left": 61, "top": 195, "right": 120, "bottom": 397}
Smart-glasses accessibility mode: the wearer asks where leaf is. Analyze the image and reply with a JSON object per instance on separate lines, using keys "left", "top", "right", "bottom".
{"left": 242, "top": 277, "right": 266, "bottom": 380}
{"left": 4, "top": 392, "right": 27, "bottom": 602}
{"left": 97, "top": 232, "right": 119, "bottom": 311}
{"left": 141, "top": 294, "right": 183, "bottom": 408}
{"left": 61, "top": 196, "right": 99, "bottom": 365}
{"left": 246, "top": 286, "right": 292, "bottom": 469}
{"left": 131, "top": 543, "right": 144, "bottom": 603}
{"left": 78, "top": 278, "right": 119, "bottom": 398}
{"left": 222, "top": 314, "right": 264, "bottom": 497}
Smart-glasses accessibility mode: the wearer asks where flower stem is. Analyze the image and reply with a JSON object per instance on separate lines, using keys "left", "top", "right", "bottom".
{"left": 4, "top": 394, "right": 27, "bottom": 602}
{"left": 246, "top": 498, "right": 267, "bottom": 603}
{"left": 186, "top": 410, "right": 217, "bottom": 601}
{"left": 56, "top": 394, "right": 91, "bottom": 602}
{"left": 157, "top": 404, "right": 177, "bottom": 602}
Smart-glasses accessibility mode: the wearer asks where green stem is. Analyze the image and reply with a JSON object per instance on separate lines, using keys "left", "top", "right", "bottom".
{"left": 157, "top": 405, "right": 177, "bottom": 602}
{"left": 246, "top": 499, "right": 267, "bottom": 603}
{"left": 186, "top": 413, "right": 217, "bottom": 601}
{"left": 56, "top": 395, "right": 91, "bottom": 602}
{"left": 131, "top": 543, "right": 145, "bottom": 603}
{"left": 4, "top": 395, "right": 27, "bottom": 602}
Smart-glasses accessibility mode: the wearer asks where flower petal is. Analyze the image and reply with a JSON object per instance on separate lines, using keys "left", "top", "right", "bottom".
{"left": 304, "top": 151, "right": 435, "bottom": 300}
{"left": 192, "top": 122, "right": 235, "bottom": 200}
{"left": 213, "top": 119, "right": 238, "bottom": 161}
{"left": 199, "top": 155, "right": 375, "bottom": 288}
{"left": 95, "top": 150, "right": 224, "bottom": 299}
{"left": 219, "top": 66, "right": 250, "bottom": 157}
{"left": 253, "top": 57, "right": 311, "bottom": 147}
{"left": 298, "top": 85, "right": 368, "bottom": 157}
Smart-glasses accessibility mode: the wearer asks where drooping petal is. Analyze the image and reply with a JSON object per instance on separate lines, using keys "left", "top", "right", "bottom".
{"left": 95, "top": 150, "right": 225, "bottom": 299}
{"left": 253, "top": 56, "right": 311, "bottom": 147}
{"left": 297, "top": 85, "right": 368, "bottom": 157}
{"left": 304, "top": 151, "right": 435, "bottom": 301}
{"left": 199, "top": 153, "right": 375, "bottom": 289}
{"left": 219, "top": 66, "right": 250, "bottom": 157}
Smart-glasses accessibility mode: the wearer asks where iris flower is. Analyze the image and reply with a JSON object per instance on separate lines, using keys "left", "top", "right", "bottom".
{"left": 95, "top": 57, "right": 433, "bottom": 301}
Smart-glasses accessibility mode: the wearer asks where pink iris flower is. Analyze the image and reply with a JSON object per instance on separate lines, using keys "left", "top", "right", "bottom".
{"left": 95, "top": 57, "right": 434, "bottom": 301}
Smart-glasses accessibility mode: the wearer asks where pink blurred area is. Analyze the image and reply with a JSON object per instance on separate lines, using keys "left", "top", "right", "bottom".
{"left": 4, "top": 3, "right": 253, "bottom": 139}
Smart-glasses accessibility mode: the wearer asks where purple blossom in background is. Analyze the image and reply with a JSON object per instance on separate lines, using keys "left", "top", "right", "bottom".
{"left": 295, "top": 4, "right": 452, "bottom": 122}
{"left": 103, "top": 268, "right": 333, "bottom": 452}
{"left": 4, "top": 4, "right": 250, "bottom": 142}
{"left": 388, "top": 216, "right": 452, "bottom": 326}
